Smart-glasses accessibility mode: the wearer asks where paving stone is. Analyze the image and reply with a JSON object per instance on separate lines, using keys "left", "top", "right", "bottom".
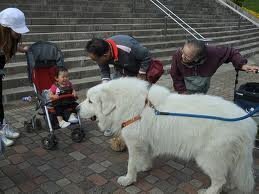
{"left": 65, "top": 172, "right": 84, "bottom": 183}
{"left": 167, "top": 160, "right": 185, "bottom": 170}
{"left": 17, "top": 161, "right": 31, "bottom": 170}
{"left": 69, "top": 151, "right": 86, "bottom": 161}
{"left": 100, "top": 160, "right": 113, "bottom": 168}
{"left": 10, "top": 173, "right": 28, "bottom": 185}
{"left": 148, "top": 187, "right": 164, "bottom": 194}
{"left": 181, "top": 167, "right": 195, "bottom": 175}
{"left": 63, "top": 183, "right": 85, "bottom": 194}
{"left": 0, "top": 176, "right": 15, "bottom": 190}
{"left": 37, "top": 164, "right": 51, "bottom": 172}
{"left": 155, "top": 180, "right": 177, "bottom": 193}
{"left": 8, "top": 154, "right": 24, "bottom": 164}
{"left": 4, "top": 187, "right": 21, "bottom": 194}
{"left": 150, "top": 169, "right": 170, "bottom": 180}
{"left": 56, "top": 178, "right": 71, "bottom": 187}
{"left": 43, "top": 169, "right": 63, "bottom": 181}
{"left": 190, "top": 179, "right": 203, "bottom": 188}
{"left": 13, "top": 145, "right": 29, "bottom": 153}
{"left": 178, "top": 182, "right": 198, "bottom": 194}
{"left": 33, "top": 175, "right": 49, "bottom": 185}
{"left": 134, "top": 179, "right": 153, "bottom": 191}
{"left": 125, "top": 185, "right": 141, "bottom": 194}
{"left": 18, "top": 181, "right": 37, "bottom": 192}
{"left": 22, "top": 166, "right": 42, "bottom": 179}
{"left": 0, "top": 159, "right": 10, "bottom": 167}
{"left": 145, "top": 175, "right": 159, "bottom": 184}
{"left": 40, "top": 181, "right": 61, "bottom": 193}
{"left": 88, "top": 163, "right": 106, "bottom": 173}
{"left": 87, "top": 174, "right": 108, "bottom": 186}
{"left": 89, "top": 137, "right": 104, "bottom": 144}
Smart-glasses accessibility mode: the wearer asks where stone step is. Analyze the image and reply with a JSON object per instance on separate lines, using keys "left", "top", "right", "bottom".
{"left": 3, "top": 46, "right": 259, "bottom": 103}
{"left": 11, "top": 26, "right": 259, "bottom": 63}
{"left": 22, "top": 24, "right": 256, "bottom": 42}
{"left": 25, "top": 17, "right": 243, "bottom": 25}
{"left": 4, "top": 38, "right": 259, "bottom": 90}
{"left": 19, "top": 11, "right": 238, "bottom": 19}
{"left": 26, "top": 21, "right": 251, "bottom": 33}
{"left": 0, "top": 3, "right": 213, "bottom": 12}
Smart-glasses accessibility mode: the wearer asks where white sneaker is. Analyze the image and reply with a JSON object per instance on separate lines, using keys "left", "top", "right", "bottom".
{"left": 1, "top": 135, "right": 14, "bottom": 147}
{"left": 59, "top": 120, "right": 71, "bottom": 128}
{"left": 68, "top": 113, "right": 79, "bottom": 123}
{"left": 104, "top": 129, "right": 113, "bottom": 137}
{"left": 0, "top": 123, "right": 20, "bottom": 139}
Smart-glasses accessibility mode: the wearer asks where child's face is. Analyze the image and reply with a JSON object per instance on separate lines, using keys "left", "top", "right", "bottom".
{"left": 56, "top": 71, "right": 69, "bottom": 85}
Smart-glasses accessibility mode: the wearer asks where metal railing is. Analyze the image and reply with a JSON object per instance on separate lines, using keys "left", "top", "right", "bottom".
{"left": 149, "top": 0, "right": 212, "bottom": 42}
{"left": 216, "top": 0, "right": 259, "bottom": 28}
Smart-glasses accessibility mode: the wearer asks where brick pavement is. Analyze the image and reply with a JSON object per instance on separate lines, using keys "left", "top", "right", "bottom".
{"left": 1, "top": 55, "right": 259, "bottom": 193}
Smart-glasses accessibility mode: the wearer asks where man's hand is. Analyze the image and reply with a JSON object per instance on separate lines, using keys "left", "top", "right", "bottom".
{"left": 241, "top": 64, "right": 259, "bottom": 73}
{"left": 137, "top": 73, "right": 147, "bottom": 80}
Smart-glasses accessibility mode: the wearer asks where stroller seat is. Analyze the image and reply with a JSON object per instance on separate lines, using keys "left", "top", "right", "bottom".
{"left": 25, "top": 41, "right": 85, "bottom": 150}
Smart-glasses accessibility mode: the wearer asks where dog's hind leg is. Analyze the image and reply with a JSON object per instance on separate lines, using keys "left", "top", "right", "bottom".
{"left": 196, "top": 153, "right": 227, "bottom": 194}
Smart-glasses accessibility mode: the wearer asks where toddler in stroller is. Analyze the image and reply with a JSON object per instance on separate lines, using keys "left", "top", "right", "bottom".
{"left": 49, "top": 66, "right": 79, "bottom": 128}
{"left": 25, "top": 41, "right": 85, "bottom": 150}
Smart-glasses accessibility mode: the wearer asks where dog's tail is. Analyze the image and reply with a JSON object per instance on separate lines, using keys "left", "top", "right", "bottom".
{"left": 232, "top": 142, "right": 254, "bottom": 193}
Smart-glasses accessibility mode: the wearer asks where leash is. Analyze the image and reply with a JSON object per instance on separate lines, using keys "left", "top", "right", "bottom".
{"left": 153, "top": 106, "right": 259, "bottom": 122}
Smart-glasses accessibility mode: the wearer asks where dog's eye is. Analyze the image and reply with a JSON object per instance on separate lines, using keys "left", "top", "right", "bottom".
{"left": 89, "top": 99, "right": 92, "bottom": 104}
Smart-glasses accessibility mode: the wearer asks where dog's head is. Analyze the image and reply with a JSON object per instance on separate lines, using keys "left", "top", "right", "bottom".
{"left": 79, "top": 78, "right": 149, "bottom": 135}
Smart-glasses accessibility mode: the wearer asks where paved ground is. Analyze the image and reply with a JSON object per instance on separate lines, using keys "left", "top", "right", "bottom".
{"left": 1, "top": 55, "right": 259, "bottom": 193}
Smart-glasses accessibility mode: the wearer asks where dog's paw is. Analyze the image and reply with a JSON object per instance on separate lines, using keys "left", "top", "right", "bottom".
{"left": 117, "top": 176, "right": 135, "bottom": 186}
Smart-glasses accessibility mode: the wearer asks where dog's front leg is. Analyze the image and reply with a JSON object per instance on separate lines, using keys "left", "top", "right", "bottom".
{"left": 117, "top": 147, "right": 137, "bottom": 186}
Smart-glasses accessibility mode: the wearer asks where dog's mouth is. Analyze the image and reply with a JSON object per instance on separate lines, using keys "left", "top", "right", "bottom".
{"left": 90, "top": 115, "right": 97, "bottom": 121}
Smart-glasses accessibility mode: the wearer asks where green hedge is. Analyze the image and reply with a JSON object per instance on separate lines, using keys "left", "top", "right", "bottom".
{"left": 232, "top": 0, "right": 259, "bottom": 13}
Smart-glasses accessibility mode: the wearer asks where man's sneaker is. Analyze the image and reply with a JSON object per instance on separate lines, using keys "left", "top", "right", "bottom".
{"left": 68, "top": 113, "right": 79, "bottom": 123}
{"left": 1, "top": 135, "right": 14, "bottom": 147}
{"left": 59, "top": 120, "right": 71, "bottom": 128}
{"left": 0, "top": 123, "right": 20, "bottom": 139}
{"left": 104, "top": 129, "right": 113, "bottom": 137}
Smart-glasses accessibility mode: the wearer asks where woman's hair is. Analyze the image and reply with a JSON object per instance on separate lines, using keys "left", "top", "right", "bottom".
{"left": 55, "top": 66, "right": 68, "bottom": 77}
{"left": 0, "top": 25, "right": 21, "bottom": 61}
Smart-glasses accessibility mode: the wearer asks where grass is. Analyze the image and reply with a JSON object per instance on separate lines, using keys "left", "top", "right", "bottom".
{"left": 243, "top": 0, "right": 259, "bottom": 13}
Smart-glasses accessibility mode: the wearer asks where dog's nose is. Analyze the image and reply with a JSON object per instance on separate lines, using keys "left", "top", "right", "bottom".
{"left": 90, "top": 116, "right": 97, "bottom": 121}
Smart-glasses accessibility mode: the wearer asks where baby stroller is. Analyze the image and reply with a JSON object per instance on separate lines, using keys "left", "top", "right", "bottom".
{"left": 24, "top": 41, "right": 85, "bottom": 150}
{"left": 233, "top": 69, "right": 259, "bottom": 149}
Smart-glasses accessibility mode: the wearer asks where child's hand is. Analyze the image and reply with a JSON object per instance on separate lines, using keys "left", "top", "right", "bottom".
{"left": 51, "top": 94, "right": 59, "bottom": 100}
{"left": 72, "top": 90, "right": 77, "bottom": 98}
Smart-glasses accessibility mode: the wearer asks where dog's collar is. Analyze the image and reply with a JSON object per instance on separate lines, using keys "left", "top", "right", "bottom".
{"left": 121, "top": 98, "right": 154, "bottom": 129}
{"left": 121, "top": 115, "right": 141, "bottom": 128}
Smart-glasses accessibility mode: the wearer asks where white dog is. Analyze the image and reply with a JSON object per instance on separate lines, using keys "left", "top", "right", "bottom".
{"left": 79, "top": 78, "right": 257, "bottom": 194}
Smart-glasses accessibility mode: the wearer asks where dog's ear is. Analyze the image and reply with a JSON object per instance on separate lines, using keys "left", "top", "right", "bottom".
{"left": 98, "top": 89, "right": 116, "bottom": 115}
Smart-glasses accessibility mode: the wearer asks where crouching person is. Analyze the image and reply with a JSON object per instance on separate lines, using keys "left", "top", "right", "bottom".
{"left": 85, "top": 35, "right": 163, "bottom": 151}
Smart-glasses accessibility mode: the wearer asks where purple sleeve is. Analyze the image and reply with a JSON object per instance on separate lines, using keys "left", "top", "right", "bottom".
{"left": 215, "top": 46, "right": 247, "bottom": 69}
{"left": 170, "top": 52, "right": 187, "bottom": 93}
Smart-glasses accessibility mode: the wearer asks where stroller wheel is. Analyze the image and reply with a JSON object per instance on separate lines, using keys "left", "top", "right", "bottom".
{"left": 35, "top": 118, "right": 43, "bottom": 130}
{"left": 24, "top": 121, "right": 33, "bottom": 133}
{"left": 41, "top": 134, "right": 58, "bottom": 150}
{"left": 71, "top": 128, "right": 85, "bottom": 143}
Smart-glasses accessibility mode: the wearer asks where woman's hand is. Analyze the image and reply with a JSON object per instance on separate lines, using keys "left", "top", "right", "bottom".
{"left": 17, "top": 45, "right": 29, "bottom": 53}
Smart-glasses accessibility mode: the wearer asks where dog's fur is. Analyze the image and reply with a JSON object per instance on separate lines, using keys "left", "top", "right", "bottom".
{"left": 79, "top": 78, "right": 257, "bottom": 194}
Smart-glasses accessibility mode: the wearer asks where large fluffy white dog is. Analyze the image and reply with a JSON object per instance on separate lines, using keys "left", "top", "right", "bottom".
{"left": 79, "top": 78, "right": 257, "bottom": 194}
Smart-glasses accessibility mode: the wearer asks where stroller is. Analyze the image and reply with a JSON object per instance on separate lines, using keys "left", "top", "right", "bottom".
{"left": 233, "top": 69, "right": 259, "bottom": 149}
{"left": 24, "top": 41, "right": 85, "bottom": 150}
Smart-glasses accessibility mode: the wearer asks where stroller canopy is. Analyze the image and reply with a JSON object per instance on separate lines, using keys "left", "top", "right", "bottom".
{"left": 26, "top": 41, "right": 65, "bottom": 83}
